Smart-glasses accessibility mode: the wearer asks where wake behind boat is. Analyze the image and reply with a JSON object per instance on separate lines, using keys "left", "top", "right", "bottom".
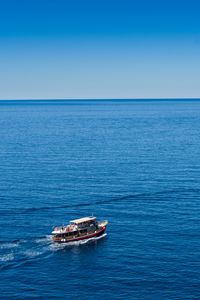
{"left": 52, "top": 216, "right": 108, "bottom": 243}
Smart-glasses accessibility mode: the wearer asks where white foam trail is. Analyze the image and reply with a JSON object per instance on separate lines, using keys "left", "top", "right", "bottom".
{"left": 75, "top": 233, "right": 107, "bottom": 245}
{"left": 0, "top": 242, "right": 20, "bottom": 250}
{"left": 23, "top": 250, "right": 43, "bottom": 258}
{"left": 0, "top": 253, "right": 14, "bottom": 262}
{"left": 0, "top": 234, "right": 107, "bottom": 262}
{"left": 34, "top": 235, "right": 52, "bottom": 245}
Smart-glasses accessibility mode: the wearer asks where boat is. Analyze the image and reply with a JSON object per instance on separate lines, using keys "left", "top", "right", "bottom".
{"left": 52, "top": 216, "right": 108, "bottom": 243}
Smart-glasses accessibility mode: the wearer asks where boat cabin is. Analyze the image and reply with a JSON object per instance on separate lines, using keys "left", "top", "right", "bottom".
{"left": 70, "top": 216, "right": 97, "bottom": 229}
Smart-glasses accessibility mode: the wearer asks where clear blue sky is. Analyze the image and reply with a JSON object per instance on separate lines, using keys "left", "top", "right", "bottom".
{"left": 0, "top": 0, "right": 200, "bottom": 99}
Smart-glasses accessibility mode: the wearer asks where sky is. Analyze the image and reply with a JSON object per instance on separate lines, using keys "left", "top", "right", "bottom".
{"left": 0, "top": 0, "right": 200, "bottom": 99}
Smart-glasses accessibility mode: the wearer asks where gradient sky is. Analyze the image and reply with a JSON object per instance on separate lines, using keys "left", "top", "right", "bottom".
{"left": 0, "top": 0, "right": 200, "bottom": 99}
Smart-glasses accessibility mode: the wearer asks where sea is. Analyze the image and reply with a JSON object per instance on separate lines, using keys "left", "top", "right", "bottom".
{"left": 0, "top": 99, "right": 200, "bottom": 299}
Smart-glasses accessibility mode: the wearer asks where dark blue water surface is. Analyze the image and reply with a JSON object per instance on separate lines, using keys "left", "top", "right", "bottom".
{"left": 1, "top": 100, "right": 200, "bottom": 299}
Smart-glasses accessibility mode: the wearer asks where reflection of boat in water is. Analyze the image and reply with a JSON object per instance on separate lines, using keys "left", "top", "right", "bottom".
{"left": 52, "top": 216, "right": 108, "bottom": 243}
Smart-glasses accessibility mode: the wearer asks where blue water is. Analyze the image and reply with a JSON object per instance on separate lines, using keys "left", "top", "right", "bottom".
{"left": 1, "top": 99, "right": 200, "bottom": 299}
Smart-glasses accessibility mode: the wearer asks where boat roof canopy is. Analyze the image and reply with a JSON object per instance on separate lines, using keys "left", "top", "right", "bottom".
{"left": 70, "top": 216, "right": 96, "bottom": 225}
